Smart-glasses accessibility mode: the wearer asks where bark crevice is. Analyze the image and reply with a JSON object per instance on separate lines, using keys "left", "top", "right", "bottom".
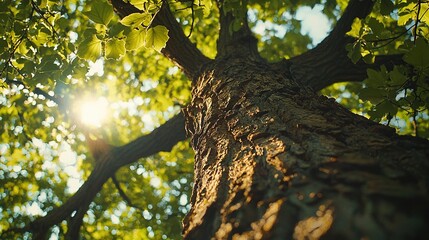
{"left": 183, "top": 57, "right": 429, "bottom": 239}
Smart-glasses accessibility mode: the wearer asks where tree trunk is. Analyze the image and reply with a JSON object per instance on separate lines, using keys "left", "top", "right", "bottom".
{"left": 182, "top": 56, "right": 429, "bottom": 240}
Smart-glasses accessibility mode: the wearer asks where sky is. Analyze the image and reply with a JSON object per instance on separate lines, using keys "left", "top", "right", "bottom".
{"left": 252, "top": 4, "right": 331, "bottom": 46}
{"left": 296, "top": 5, "right": 331, "bottom": 45}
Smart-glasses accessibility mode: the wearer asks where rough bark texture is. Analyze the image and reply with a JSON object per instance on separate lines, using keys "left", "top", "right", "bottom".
{"left": 183, "top": 57, "right": 429, "bottom": 239}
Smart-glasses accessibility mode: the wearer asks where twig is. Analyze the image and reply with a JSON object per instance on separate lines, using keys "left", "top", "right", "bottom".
{"left": 414, "top": 0, "right": 422, "bottom": 42}
{"left": 368, "top": 25, "right": 413, "bottom": 49}
{"left": 111, "top": 175, "right": 145, "bottom": 211}
{"left": 187, "top": 1, "right": 195, "bottom": 38}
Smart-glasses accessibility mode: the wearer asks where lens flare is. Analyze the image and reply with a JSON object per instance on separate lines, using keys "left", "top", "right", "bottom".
{"left": 77, "top": 97, "right": 109, "bottom": 127}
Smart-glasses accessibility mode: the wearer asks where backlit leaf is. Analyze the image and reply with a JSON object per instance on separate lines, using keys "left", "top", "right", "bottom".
{"left": 129, "top": 0, "right": 147, "bottom": 10}
{"left": 77, "top": 35, "right": 102, "bottom": 61}
{"left": 83, "top": 1, "right": 113, "bottom": 25}
{"left": 120, "top": 13, "right": 151, "bottom": 28}
{"left": 145, "top": 25, "right": 169, "bottom": 52}
{"left": 126, "top": 28, "right": 146, "bottom": 50}
{"left": 398, "top": 4, "right": 414, "bottom": 26}
{"left": 106, "top": 38, "right": 126, "bottom": 59}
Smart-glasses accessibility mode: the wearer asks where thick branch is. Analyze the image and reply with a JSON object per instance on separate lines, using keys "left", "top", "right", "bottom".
{"left": 110, "top": 0, "right": 211, "bottom": 79}
{"left": 65, "top": 200, "right": 91, "bottom": 240}
{"left": 28, "top": 113, "right": 187, "bottom": 239}
{"left": 272, "top": 0, "right": 391, "bottom": 90}
{"left": 216, "top": 1, "right": 260, "bottom": 59}
{"left": 326, "top": 0, "right": 374, "bottom": 44}
{"left": 290, "top": 51, "right": 404, "bottom": 91}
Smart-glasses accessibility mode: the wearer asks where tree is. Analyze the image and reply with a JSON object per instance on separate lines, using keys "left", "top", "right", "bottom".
{"left": 1, "top": 0, "right": 429, "bottom": 239}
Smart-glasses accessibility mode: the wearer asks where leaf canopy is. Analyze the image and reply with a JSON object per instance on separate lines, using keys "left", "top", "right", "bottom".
{"left": 1, "top": 0, "right": 429, "bottom": 239}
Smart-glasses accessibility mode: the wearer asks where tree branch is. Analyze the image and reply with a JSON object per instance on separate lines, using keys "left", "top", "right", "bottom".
{"left": 111, "top": 175, "right": 144, "bottom": 210}
{"left": 27, "top": 112, "right": 187, "bottom": 238}
{"left": 324, "top": 0, "right": 374, "bottom": 44}
{"left": 271, "top": 0, "right": 396, "bottom": 91}
{"left": 110, "top": 0, "right": 211, "bottom": 79}
{"left": 292, "top": 52, "right": 404, "bottom": 91}
{"left": 216, "top": 0, "right": 260, "bottom": 59}
{"left": 216, "top": 0, "right": 262, "bottom": 60}
{"left": 65, "top": 200, "right": 91, "bottom": 240}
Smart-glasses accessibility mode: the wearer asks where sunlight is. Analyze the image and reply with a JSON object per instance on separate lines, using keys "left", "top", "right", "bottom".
{"left": 87, "top": 59, "right": 104, "bottom": 76}
{"left": 77, "top": 97, "right": 109, "bottom": 127}
{"left": 296, "top": 5, "right": 331, "bottom": 45}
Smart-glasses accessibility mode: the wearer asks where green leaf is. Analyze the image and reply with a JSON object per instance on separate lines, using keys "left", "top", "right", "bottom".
{"left": 377, "top": 100, "right": 397, "bottom": 116}
{"left": 126, "top": 28, "right": 146, "bottom": 50}
{"left": 362, "top": 53, "right": 375, "bottom": 64}
{"left": 32, "top": 29, "right": 50, "bottom": 47}
{"left": 366, "top": 68, "right": 389, "bottom": 87}
{"left": 398, "top": 4, "right": 414, "bottom": 26}
{"left": 346, "top": 42, "right": 362, "bottom": 64}
{"left": 201, "top": 0, "right": 213, "bottom": 17}
{"left": 145, "top": 25, "right": 169, "bottom": 52}
{"left": 40, "top": 58, "right": 60, "bottom": 73}
{"left": 120, "top": 13, "right": 151, "bottom": 28}
{"left": 368, "top": 108, "right": 385, "bottom": 120}
{"left": 367, "top": 18, "right": 384, "bottom": 34}
{"left": 346, "top": 18, "right": 362, "bottom": 38}
{"left": 83, "top": 1, "right": 113, "bottom": 25}
{"left": 389, "top": 67, "right": 407, "bottom": 86}
{"left": 22, "top": 59, "right": 36, "bottom": 73}
{"left": 404, "top": 38, "right": 429, "bottom": 68}
{"left": 359, "top": 86, "right": 385, "bottom": 103}
{"left": 380, "top": 0, "right": 394, "bottom": 16}
{"left": 77, "top": 35, "right": 102, "bottom": 61}
{"left": 129, "top": 0, "right": 147, "bottom": 10}
{"left": 419, "top": 4, "right": 429, "bottom": 25}
{"left": 232, "top": 19, "right": 242, "bottom": 32}
{"left": 106, "top": 38, "right": 126, "bottom": 59}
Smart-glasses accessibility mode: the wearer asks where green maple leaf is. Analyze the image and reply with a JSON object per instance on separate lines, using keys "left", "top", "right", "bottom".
{"left": 404, "top": 38, "right": 429, "bottom": 68}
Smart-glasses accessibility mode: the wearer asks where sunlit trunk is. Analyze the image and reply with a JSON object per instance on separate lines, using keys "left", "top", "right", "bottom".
{"left": 182, "top": 57, "right": 429, "bottom": 239}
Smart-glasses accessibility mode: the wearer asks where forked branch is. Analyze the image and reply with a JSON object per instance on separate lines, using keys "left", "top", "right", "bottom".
{"left": 216, "top": 0, "right": 260, "bottom": 58}
{"left": 272, "top": 0, "right": 404, "bottom": 90}
{"left": 24, "top": 113, "right": 186, "bottom": 239}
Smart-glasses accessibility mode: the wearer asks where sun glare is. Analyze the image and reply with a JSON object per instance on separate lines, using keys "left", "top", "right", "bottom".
{"left": 77, "top": 97, "right": 109, "bottom": 127}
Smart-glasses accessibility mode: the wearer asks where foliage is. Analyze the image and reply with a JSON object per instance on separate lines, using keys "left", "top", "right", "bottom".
{"left": 332, "top": 0, "right": 429, "bottom": 137}
{"left": 1, "top": 0, "right": 428, "bottom": 239}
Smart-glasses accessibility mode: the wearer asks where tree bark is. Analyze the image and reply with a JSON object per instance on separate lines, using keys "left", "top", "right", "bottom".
{"left": 182, "top": 56, "right": 429, "bottom": 239}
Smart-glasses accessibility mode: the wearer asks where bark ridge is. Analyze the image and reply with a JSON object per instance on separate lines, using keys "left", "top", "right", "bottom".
{"left": 183, "top": 57, "right": 429, "bottom": 240}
